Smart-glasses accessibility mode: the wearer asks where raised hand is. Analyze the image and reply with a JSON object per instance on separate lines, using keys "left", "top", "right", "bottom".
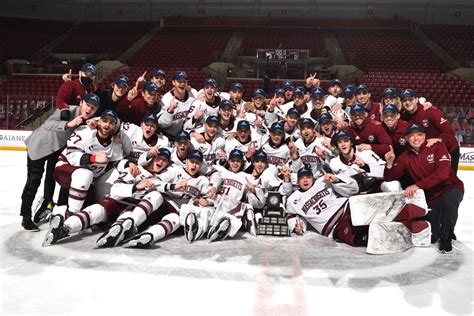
{"left": 94, "top": 153, "right": 109, "bottom": 164}
{"left": 127, "top": 86, "right": 138, "bottom": 101}
{"left": 245, "top": 178, "right": 256, "bottom": 194}
{"left": 136, "top": 71, "right": 147, "bottom": 87}
{"left": 62, "top": 69, "right": 73, "bottom": 82}
{"left": 384, "top": 145, "right": 395, "bottom": 167}
{"left": 67, "top": 114, "right": 84, "bottom": 129}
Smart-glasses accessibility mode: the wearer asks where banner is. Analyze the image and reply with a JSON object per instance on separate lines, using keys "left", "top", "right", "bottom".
{"left": 459, "top": 146, "right": 474, "bottom": 171}
{"left": 0, "top": 129, "right": 31, "bottom": 151}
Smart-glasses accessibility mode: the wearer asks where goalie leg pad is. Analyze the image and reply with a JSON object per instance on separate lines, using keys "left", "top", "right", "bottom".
{"left": 367, "top": 222, "right": 413, "bottom": 255}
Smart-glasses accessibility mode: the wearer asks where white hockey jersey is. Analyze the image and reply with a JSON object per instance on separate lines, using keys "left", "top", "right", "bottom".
{"left": 121, "top": 122, "right": 170, "bottom": 163}
{"left": 286, "top": 173, "right": 358, "bottom": 236}
{"left": 158, "top": 91, "right": 196, "bottom": 138}
{"left": 57, "top": 125, "right": 132, "bottom": 179}
{"left": 329, "top": 149, "right": 385, "bottom": 179}
{"left": 164, "top": 165, "right": 211, "bottom": 207}
{"left": 190, "top": 133, "right": 226, "bottom": 168}
{"left": 260, "top": 136, "right": 291, "bottom": 166}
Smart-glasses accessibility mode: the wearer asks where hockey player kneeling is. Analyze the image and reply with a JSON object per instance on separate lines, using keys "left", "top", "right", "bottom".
{"left": 287, "top": 167, "right": 431, "bottom": 254}
{"left": 42, "top": 147, "right": 174, "bottom": 246}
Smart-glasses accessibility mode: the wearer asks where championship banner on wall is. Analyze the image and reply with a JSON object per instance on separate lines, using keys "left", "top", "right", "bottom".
{"left": 0, "top": 129, "right": 31, "bottom": 151}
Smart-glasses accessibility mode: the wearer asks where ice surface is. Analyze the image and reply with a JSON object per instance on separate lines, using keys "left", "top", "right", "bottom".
{"left": 1, "top": 151, "right": 472, "bottom": 315}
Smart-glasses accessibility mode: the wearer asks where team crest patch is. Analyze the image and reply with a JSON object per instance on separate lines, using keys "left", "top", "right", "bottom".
{"left": 399, "top": 138, "right": 406, "bottom": 145}
{"left": 427, "top": 154, "right": 434, "bottom": 164}
{"left": 370, "top": 114, "right": 376, "bottom": 120}
{"left": 422, "top": 119, "right": 429, "bottom": 127}
{"left": 368, "top": 135, "right": 375, "bottom": 142}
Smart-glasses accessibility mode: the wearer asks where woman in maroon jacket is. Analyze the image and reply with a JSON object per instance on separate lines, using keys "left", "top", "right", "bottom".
{"left": 384, "top": 123, "right": 464, "bottom": 254}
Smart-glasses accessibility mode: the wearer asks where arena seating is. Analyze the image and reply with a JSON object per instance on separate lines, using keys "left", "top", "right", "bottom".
{"left": 239, "top": 28, "right": 325, "bottom": 57}
{"left": 0, "top": 17, "right": 73, "bottom": 63}
{"left": 128, "top": 27, "right": 232, "bottom": 69}
{"left": 336, "top": 29, "right": 449, "bottom": 72}
{"left": 420, "top": 25, "right": 474, "bottom": 67}
{"left": 357, "top": 70, "right": 474, "bottom": 108}
{"left": 53, "top": 22, "right": 155, "bottom": 57}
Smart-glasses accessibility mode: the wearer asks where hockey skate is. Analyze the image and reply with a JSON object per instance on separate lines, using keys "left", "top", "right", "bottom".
{"left": 33, "top": 200, "right": 54, "bottom": 224}
{"left": 122, "top": 232, "right": 154, "bottom": 249}
{"left": 208, "top": 217, "right": 231, "bottom": 242}
{"left": 184, "top": 212, "right": 199, "bottom": 243}
{"left": 42, "top": 214, "right": 69, "bottom": 246}
{"left": 244, "top": 208, "right": 257, "bottom": 237}
{"left": 96, "top": 218, "right": 136, "bottom": 248}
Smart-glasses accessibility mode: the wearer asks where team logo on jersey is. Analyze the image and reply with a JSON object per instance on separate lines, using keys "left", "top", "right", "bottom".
{"left": 368, "top": 135, "right": 375, "bottom": 142}
{"left": 370, "top": 114, "right": 376, "bottom": 120}
{"left": 422, "top": 119, "right": 429, "bottom": 127}
{"left": 440, "top": 154, "right": 450, "bottom": 162}
{"left": 355, "top": 136, "right": 361, "bottom": 140}
{"left": 88, "top": 145, "right": 94, "bottom": 151}
{"left": 399, "top": 138, "right": 406, "bottom": 145}
{"left": 427, "top": 154, "right": 434, "bottom": 164}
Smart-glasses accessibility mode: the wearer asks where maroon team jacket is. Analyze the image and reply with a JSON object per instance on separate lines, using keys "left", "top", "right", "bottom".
{"left": 383, "top": 119, "right": 409, "bottom": 156}
{"left": 116, "top": 95, "right": 160, "bottom": 126}
{"left": 384, "top": 142, "right": 464, "bottom": 204}
{"left": 364, "top": 100, "right": 382, "bottom": 122}
{"left": 401, "top": 105, "right": 458, "bottom": 153}
{"left": 344, "top": 119, "right": 393, "bottom": 156}
{"left": 55, "top": 79, "right": 97, "bottom": 110}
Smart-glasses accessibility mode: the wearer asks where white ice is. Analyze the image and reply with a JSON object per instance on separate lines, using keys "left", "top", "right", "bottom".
{"left": 0, "top": 150, "right": 472, "bottom": 316}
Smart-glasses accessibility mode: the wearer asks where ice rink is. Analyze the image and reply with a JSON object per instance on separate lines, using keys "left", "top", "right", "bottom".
{"left": 1, "top": 150, "right": 472, "bottom": 316}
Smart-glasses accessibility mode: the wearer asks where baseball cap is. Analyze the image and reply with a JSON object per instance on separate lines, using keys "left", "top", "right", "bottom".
{"left": 151, "top": 69, "right": 166, "bottom": 78}
{"left": 142, "top": 113, "right": 158, "bottom": 124}
{"left": 230, "top": 82, "right": 244, "bottom": 91}
{"left": 253, "top": 150, "right": 268, "bottom": 162}
{"left": 311, "top": 87, "right": 325, "bottom": 98}
{"left": 287, "top": 108, "right": 300, "bottom": 117}
{"left": 114, "top": 75, "right": 130, "bottom": 88}
{"left": 100, "top": 110, "right": 118, "bottom": 124}
{"left": 142, "top": 81, "right": 159, "bottom": 93}
{"left": 204, "top": 78, "right": 217, "bottom": 87}
{"left": 157, "top": 148, "right": 171, "bottom": 161}
{"left": 229, "top": 149, "right": 244, "bottom": 160}
{"left": 187, "top": 149, "right": 204, "bottom": 162}
{"left": 83, "top": 93, "right": 100, "bottom": 107}
{"left": 219, "top": 99, "right": 234, "bottom": 109}
{"left": 335, "top": 129, "right": 353, "bottom": 142}
{"left": 176, "top": 130, "right": 191, "bottom": 142}
{"left": 350, "top": 103, "right": 367, "bottom": 115}
{"left": 270, "top": 121, "right": 285, "bottom": 134}
{"left": 206, "top": 115, "right": 219, "bottom": 125}
{"left": 299, "top": 117, "right": 315, "bottom": 128}
{"left": 237, "top": 120, "right": 251, "bottom": 130}
{"left": 275, "top": 88, "right": 285, "bottom": 96}
{"left": 343, "top": 85, "right": 356, "bottom": 98}
{"left": 80, "top": 63, "right": 97, "bottom": 75}
{"left": 406, "top": 123, "right": 424, "bottom": 135}
{"left": 297, "top": 167, "right": 313, "bottom": 179}
{"left": 282, "top": 81, "right": 295, "bottom": 90}
{"left": 293, "top": 87, "right": 306, "bottom": 97}
{"left": 173, "top": 71, "right": 188, "bottom": 80}
{"left": 319, "top": 112, "right": 333, "bottom": 124}
{"left": 330, "top": 79, "right": 343, "bottom": 87}
{"left": 252, "top": 88, "right": 266, "bottom": 98}
{"left": 382, "top": 87, "right": 398, "bottom": 98}
{"left": 355, "top": 84, "right": 369, "bottom": 93}
{"left": 382, "top": 104, "right": 399, "bottom": 114}
{"left": 400, "top": 89, "right": 416, "bottom": 99}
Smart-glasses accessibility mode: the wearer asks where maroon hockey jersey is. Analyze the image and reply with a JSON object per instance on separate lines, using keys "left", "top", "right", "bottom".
{"left": 56, "top": 79, "right": 97, "bottom": 110}
{"left": 344, "top": 119, "right": 393, "bottom": 156}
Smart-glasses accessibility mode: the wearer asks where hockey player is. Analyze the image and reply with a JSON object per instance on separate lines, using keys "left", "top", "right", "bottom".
{"left": 150, "top": 69, "right": 166, "bottom": 90}
{"left": 384, "top": 123, "right": 464, "bottom": 253}
{"left": 329, "top": 130, "right": 401, "bottom": 193}
{"left": 242, "top": 88, "right": 268, "bottom": 124}
{"left": 171, "top": 130, "right": 192, "bottom": 167}
{"left": 42, "top": 148, "right": 173, "bottom": 246}
{"left": 381, "top": 104, "right": 409, "bottom": 157}
{"left": 209, "top": 149, "right": 265, "bottom": 241}
{"left": 122, "top": 113, "right": 170, "bottom": 164}
{"left": 116, "top": 81, "right": 161, "bottom": 126}
{"left": 94, "top": 148, "right": 182, "bottom": 247}
{"left": 20, "top": 92, "right": 101, "bottom": 230}
{"left": 228, "top": 82, "right": 246, "bottom": 114}
{"left": 344, "top": 103, "right": 393, "bottom": 157}
{"left": 189, "top": 78, "right": 221, "bottom": 120}
{"left": 287, "top": 166, "right": 430, "bottom": 249}
{"left": 399, "top": 89, "right": 460, "bottom": 173}
{"left": 282, "top": 81, "right": 295, "bottom": 104}
{"left": 222, "top": 120, "right": 262, "bottom": 170}
{"left": 260, "top": 121, "right": 296, "bottom": 168}
{"left": 53, "top": 110, "right": 133, "bottom": 215}
{"left": 190, "top": 115, "right": 225, "bottom": 169}
{"left": 121, "top": 150, "right": 214, "bottom": 248}
{"left": 279, "top": 87, "right": 311, "bottom": 119}
{"left": 158, "top": 71, "right": 196, "bottom": 140}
